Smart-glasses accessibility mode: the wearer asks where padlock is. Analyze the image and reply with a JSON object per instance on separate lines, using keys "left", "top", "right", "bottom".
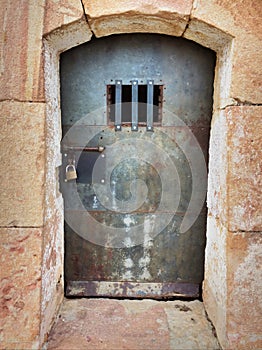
{"left": 65, "top": 164, "right": 77, "bottom": 182}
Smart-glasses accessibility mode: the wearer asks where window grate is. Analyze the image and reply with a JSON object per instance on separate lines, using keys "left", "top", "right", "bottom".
{"left": 107, "top": 80, "right": 163, "bottom": 131}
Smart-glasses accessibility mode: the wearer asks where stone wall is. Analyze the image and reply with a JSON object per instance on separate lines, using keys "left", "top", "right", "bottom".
{"left": 0, "top": 1, "right": 261, "bottom": 349}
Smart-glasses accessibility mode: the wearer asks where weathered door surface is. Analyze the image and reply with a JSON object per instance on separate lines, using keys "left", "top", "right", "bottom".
{"left": 60, "top": 34, "right": 215, "bottom": 298}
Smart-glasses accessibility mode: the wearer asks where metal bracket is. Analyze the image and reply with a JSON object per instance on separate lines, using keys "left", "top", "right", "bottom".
{"left": 147, "top": 79, "right": 154, "bottom": 132}
{"left": 115, "top": 79, "right": 122, "bottom": 131}
{"left": 62, "top": 146, "right": 105, "bottom": 152}
{"left": 131, "top": 80, "right": 138, "bottom": 131}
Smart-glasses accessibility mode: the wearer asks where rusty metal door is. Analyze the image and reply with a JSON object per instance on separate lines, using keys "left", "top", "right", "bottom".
{"left": 60, "top": 34, "right": 215, "bottom": 298}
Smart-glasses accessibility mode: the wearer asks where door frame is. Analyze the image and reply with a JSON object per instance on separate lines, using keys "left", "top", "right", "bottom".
{"left": 42, "top": 13, "right": 233, "bottom": 344}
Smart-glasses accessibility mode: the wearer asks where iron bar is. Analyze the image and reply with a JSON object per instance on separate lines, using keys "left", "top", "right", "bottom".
{"left": 115, "top": 79, "right": 122, "bottom": 131}
{"left": 63, "top": 146, "right": 105, "bottom": 152}
{"left": 131, "top": 80, "right": 138, "bottom": 131}
{"left": 147, "top": 79, "right": 154, "bottom": 131}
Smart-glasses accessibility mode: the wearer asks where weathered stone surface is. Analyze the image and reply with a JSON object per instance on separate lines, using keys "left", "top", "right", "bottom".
{"left": 226, "top": 106, "right": 262, "bottom": 231}
{"left": 183, "top": 18, "right": 232, "bottom": 53}
{"left": 186, "top": 0, "right": 262, "bottom": 104}
{"left": 0, "top": 101, "right": 45, "bottom": 227}
{"left": 40, "top": 198, "right": 64, "bottom": 345}
{"left": 205, "top": 106, "right": 262, "bottom": 348}
{"left": 207, "top": 110, "right": 228, "bottom": 223}
{"left": 82, "top": 0, "right": 192, "bottom": 37}
{"left": 203, "top": 215, "right": 227, "bottom": 348}
{"left": 207, "top": 106, "right": 262, "bottom": 232}
{"left": 0, "top": 228, "right": 42, "bottom": 349}
{"left": 204, "top": 219, "right": 262, "bottom": 350}
{"left": 0, "top": 0, "right": 45, "bottom": 101}
{"left": 83, "top": 0, "right": 192, "bottom": 18}
{"left": 40, "top": 20, "right": 93, "bottom": 345}
{"left": 46, "top": 299, "right": 220, "bottom": 349}
{"left": 44, "top": 0, "right": 85, "bottom": 35}
{"left": 164, "top": 300, "right": 221, "bottom": 349}
{"left": 227, "top": 232, "right": 262, "bottom": 350}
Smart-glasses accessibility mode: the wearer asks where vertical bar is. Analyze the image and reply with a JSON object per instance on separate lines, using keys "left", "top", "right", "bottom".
{"left": 147, "top": 79, "right": 154, "bottom": 131}
{"left": 115, "top": 80, "right": 122, "bottom": 131}
{"left": 131, "top": 80, "right": 138, "bottom": 131}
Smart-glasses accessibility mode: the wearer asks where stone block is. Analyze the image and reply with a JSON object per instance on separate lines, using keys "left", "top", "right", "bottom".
{"left": 44, "top": 0, "right": 85, "bottom": 35}
{"left": 226, "top": 106, "right": 262, "bottom": 231}
{"left": 0, "top": 228, "right": 42, "bottom": 349}
{"left": 183, "top": 18, "right": 232, "bottom": 53}
{"left": 227, "top": 231, "right": 262, "bottom": 350}
{"left": 40, "top": 198, "right": 64, "bottom": 345}
{"left": 47, "top": 298, "right": 220, "bottom": 349}
{"left": 186, "top": 0, "right": 262, "bottom": 104}
{"left": 207, "top": 106, "right": 262, "bottom": 231}
{"left": 207, "top": 110, "right": 228, "bottom": 223}
{"left": 0, "top": 101, "right": 46, "bottom": 227}
{"left": 82, "top": 0, "right": 192, "bottom": 37}
{"left": 203, "top": 214, "right": 227, "bottom": 348}
{"left": 0, "top": 0, "right": 45, "bottom": 101}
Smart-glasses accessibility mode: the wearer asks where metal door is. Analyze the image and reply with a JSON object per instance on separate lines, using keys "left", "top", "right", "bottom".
{"left": 60, "top": 34, "right": 215, "bottom": 298}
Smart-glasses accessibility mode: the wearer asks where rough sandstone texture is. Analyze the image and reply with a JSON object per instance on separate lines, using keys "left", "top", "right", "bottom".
{"left": 0, "top": 228, "right": 43, "bottom": 349}
{"left": 40, "top": 17, "right": 92, "bottom": 346}
{"left": 0, "top": 0, "right": 261, "bottom": 349}
{"left": 0, "top": 101, "right": 46, "bottom": 227}
{"left": 227, "top": 232, "right": 262, "bottom": 349}
{"left": 44, "top": 0, "right": 85, "bottom": 35}
{"left": 40, "top": 201, "right": 64, "bottom": 346}
{"left": 47, "top": 299, "right": 221, "bottom": 350}
{"left": 185, "top": 0, "right": 262, "bottom": 105}
{"left": 226, "top": 106, "right": 262, "bottom": 232}
{"left": 0, "top": 1, "right": 45, "bottom": 101}
{"left": 206, "top": 105, "right": 262, "bottom": 349}
{"left": 207, "top": 106, "right": 262, "bottom": 232}
{"left": 82, "top": 0, "right": 193, "bottom": 37}
{"left": 203, "top": 216, "right": 227, "bottom": 347}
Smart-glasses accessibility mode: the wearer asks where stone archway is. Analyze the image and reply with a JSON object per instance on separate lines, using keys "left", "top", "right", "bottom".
{"left": 43, "top": 14, "right": 229, "bottom": 344}
{"left": 41, "top": 2, "right": 261, "bottom": 349}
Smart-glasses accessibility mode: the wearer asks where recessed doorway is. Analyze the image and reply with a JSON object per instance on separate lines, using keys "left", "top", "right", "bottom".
{"left": 59, "top": 34, "right": 216, "bottom": 299}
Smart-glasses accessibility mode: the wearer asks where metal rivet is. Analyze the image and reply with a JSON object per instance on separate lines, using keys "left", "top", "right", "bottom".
{"left": 101, "top": 179, "right": 105, "bottom": 183}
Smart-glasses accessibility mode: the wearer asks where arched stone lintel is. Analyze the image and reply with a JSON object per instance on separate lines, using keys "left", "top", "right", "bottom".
{"left": 86, "top": 12, "right": 190, "bottom": 38}
{"left": 44, "top": 12, "right": 233, "bottom": 112}
{"left": 44, "top": 10, "right": 233, "bottom": 54}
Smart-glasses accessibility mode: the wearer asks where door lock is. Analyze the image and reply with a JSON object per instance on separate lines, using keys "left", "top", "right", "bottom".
{"left": 65, "top": 164, "right": 77, "bottom": 182}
